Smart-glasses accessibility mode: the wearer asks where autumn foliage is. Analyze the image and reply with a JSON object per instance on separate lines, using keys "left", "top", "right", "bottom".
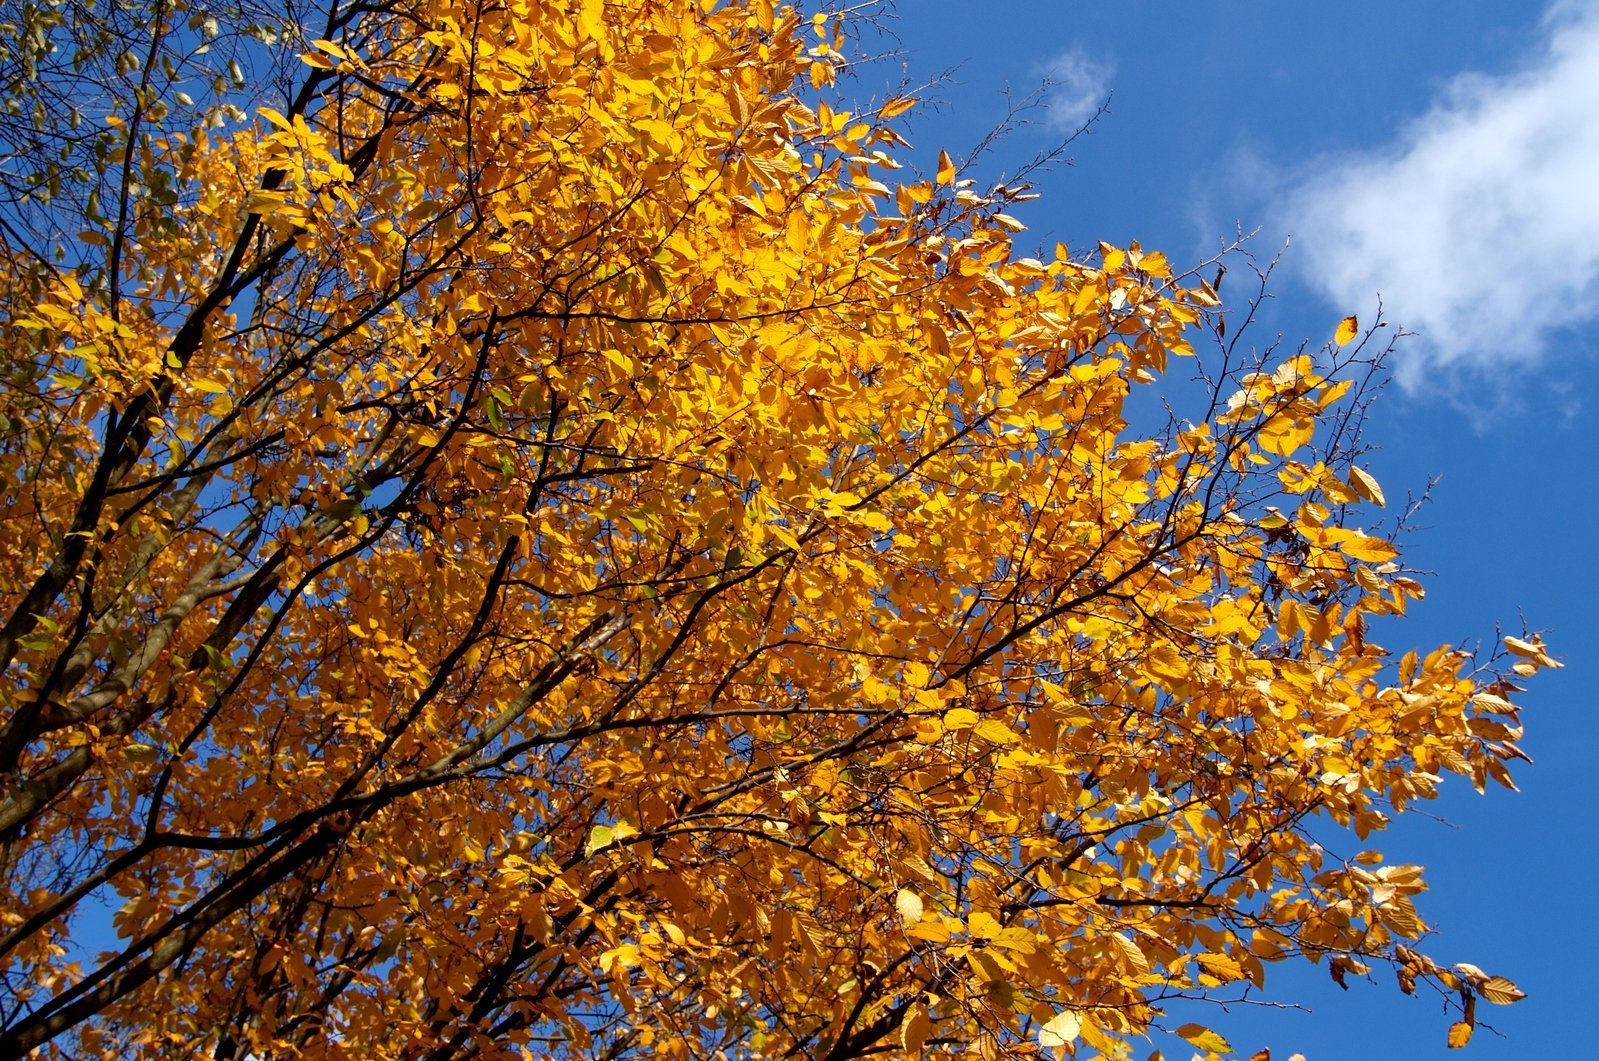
{"left": 0, "top": 1, "right": 1544, "bottom": 1058}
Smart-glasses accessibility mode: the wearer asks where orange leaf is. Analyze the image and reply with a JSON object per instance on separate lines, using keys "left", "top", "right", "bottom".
{"left": 901, "top": 1002, "right": 932, "bottom": 1053}
{"left": 879, "top": 97, "right": 917, "bottom": 120}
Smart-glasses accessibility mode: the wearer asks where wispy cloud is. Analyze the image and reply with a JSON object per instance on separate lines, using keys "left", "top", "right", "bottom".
{"left": 1040, "top": 47, "right": 1112, "bottom": 132}
{"left": 1280, "top": 0, "right": 1599, "bottom": 388}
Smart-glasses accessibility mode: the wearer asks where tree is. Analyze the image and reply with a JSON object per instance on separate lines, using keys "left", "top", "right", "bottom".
{"left": 0, "top": 1, "right": 1544, "bottom": 1058}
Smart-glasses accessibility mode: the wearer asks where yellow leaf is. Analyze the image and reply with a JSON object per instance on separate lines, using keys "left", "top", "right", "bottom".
{"left": 1318, "top": 377, "right": 1355, "bottom": 409}
{"left": 942, "top": 707, "right": 979, "bottom": 730}
{"left": 1348, "top": 465, "right": 1386, "bottom": 506}
{"left": 1380, "top": 895, "right": 1424, "bottom": 938}
{"left": 245, "top": 189, "right": 286, "bottom": 216}
{"left": 936, "top": 149, "right": 956, "bottom": 186}
{"left": 785, "top": 210, "right": 808, "bottom": 254}
{"left": 599, "top": 943, "right": 640, "bottom": 973}
{"left": 1258, "top": 416, "right": 1314, "bottom": 457}
{"left": 1176, "top": 1024, "right": 1233, "bottom": 1054}
{"left": 1110, "top": 933, "right": 1151, "bottom": 977}
{"left": 1503, "top": 635, "right": 1561, "bottom": 668}
{"left": 768, "top": 524, "right": 803, "bottom": 552}
{"left": 577, "top": 0, "right": 605, "bottom": 40}
{"left": 1447, "top": 1021, "right": 1473, "bottom": 1048}
{"left": 879, "top": 96, "right": 917, "bottom": 120}
{"left": 923, "top": 318, "right": 951, "bottom": 360}
{"left": 1343, "top": 534, "right": 1399, "bottom": 563}
{"left": 1196, "top": 952, "right": 1245, "bottom": 983}
{"left": 901, "top": 1002, "right": 932, "bottom": 1054}
{"left": 1335, "top": 314, "right": 1359, "bottom": 345}
{"left": 1503, "top": 635, "right": 1540, "bottom": 657}
{"left": 904, "top": 920, "right": 951, "bottom": 943}
{"left": 1479, "top": 976, "right": 1527, "bottom": 1004}
{"left": 895, "top": 888, "right": 924, "bottom": 926}
{"left": 973, "top": 719, "right": 1019, "bottom": 744}
{"left": 1144, "top": 644, "right": 1190, "bottom": 686}
{"left": 1038, "top": 1010, "right": 1080, "bottom": 1048}
{"left": 968, "top": 910, "right": 1001, "bottom": 939}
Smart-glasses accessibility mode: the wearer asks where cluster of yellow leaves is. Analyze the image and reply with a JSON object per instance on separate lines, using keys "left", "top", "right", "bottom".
{"left": 0, "top": 1, "right": 1537, "bottom": 1058}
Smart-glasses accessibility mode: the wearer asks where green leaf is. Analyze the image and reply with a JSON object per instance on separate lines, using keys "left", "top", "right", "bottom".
{"left": 585, "top": 824, "right": 614, "bottom": 858}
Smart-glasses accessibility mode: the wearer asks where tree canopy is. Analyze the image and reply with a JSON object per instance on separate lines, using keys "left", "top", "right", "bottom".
{"left": 0, "top": 1, "right": 1544, "bottom": 1058}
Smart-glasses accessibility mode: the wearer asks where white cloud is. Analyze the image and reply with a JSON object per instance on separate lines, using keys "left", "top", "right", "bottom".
{"left": 1281, "top": 0, "right": 1599, "bottom": 388}
{"left": 1040, "top": 47, "right": 1113, "bottom": 132}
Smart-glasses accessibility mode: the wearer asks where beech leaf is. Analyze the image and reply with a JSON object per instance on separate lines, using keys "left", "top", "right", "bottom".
{"left": 1335, "top": 314, "right": 1359, "bottom": 345}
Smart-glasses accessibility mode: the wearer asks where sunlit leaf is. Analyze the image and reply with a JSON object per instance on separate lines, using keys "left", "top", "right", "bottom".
{"left": 1479, "top": 976, "right": 1527, "bottom": 1004}
{"left": 1335, "top": 314, "right": 1359, "bottom": 345}
{"left": 895, "top": 888, "right": 924, "bottom": 926}
{"left": 0, "top": 3, "right": 1541, "bottom": 1057}
{"left": 879, "top": 96, "right": 917, "bottom": 120}
{"left": 1348, "top": 465, "right": 1386, "bottom": 506}
{"left": 1038, "top": 1010, "right": 1080, "bottom": 1048}
{"left": 1176, "top": 1024, "right": 1233, "bottom": 1054}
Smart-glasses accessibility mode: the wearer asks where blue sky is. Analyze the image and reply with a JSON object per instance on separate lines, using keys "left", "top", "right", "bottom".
{"left": 862, "top": 1, "right": 1594, "bottom": 1057}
